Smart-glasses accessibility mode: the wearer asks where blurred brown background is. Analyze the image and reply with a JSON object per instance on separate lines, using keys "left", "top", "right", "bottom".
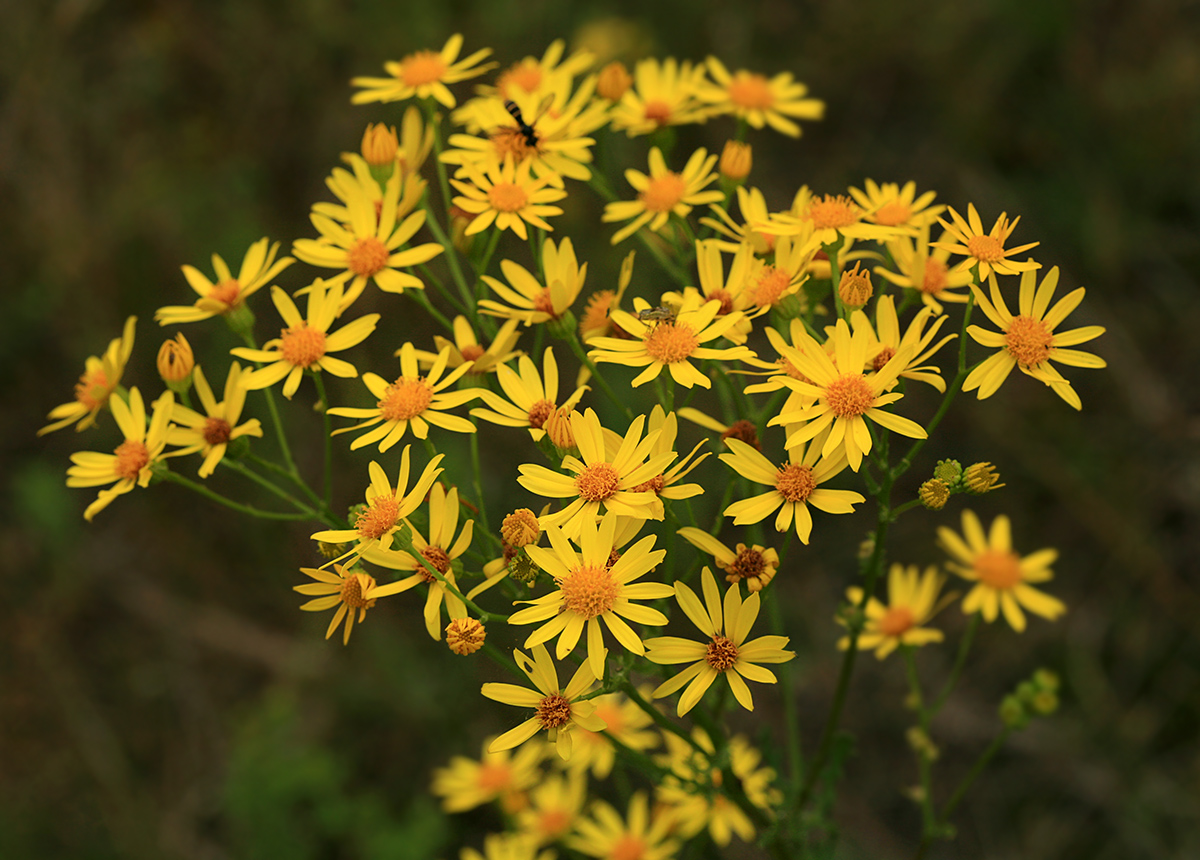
{"left": 3, "top": 0, "right": 1198, "bottom": 858}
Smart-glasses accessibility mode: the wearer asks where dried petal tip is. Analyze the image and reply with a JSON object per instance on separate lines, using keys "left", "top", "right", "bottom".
{"left": 501, "top": 509, "right": 541, "bottom": 548}
{"left": 964, "top": 462, "right": 1004, "bottom": 494}
{"left": 918, "top": 478, "right": 949, "bottom": 510}
{"left": 446, "top": 618, "right": 486, "bottom": 655}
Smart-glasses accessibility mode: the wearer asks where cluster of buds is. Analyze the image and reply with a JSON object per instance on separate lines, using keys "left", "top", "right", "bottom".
{"left": 918, "top": 459, "right": 1006, "bottom": 510}
{"left": 502, "top": 509, "right": 541, "bottom": 586}
{"left": 999, "top": 668, "right": 1060, "bottom": 730}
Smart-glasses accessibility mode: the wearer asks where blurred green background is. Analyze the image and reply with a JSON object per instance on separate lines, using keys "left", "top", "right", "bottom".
{"left": 4, "top": 0, "right": 1199, "bottom": 858}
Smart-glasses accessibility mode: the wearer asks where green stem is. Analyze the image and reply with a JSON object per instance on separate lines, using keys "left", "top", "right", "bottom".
{"left": 240, "top": 332, "right": 299, "bottom": 476}
{"left": 311, "top": 372, "right": 334, "bottom": 509}
{"left": 930, "top": 613, "right": 980, "bottom": 716}
{"left": 411, "top": 289, "right": 456, "bottom": 333}
{"left": 914, "top": 728, "right": 1012, "bottom": 860}
{"left": 619, "top": 681, "right": 703, "bottom": 753}
{"left": 902, "top": 647, "right": 937, "bottom": 835}
{"left": 163, "top": 471, "right": 314, "bottom": 521}
{"left": 826, "top": 238, "right": 846, "bottom": 321}
{"left": 246, "top": 452, "right": 328, "bottom": 516}
{"left": 469, "top": 431, "right": 491, "bottom": 541}
{"left": 395, "top": 525, "right": 505, "bottom": 623}
{"left": 568, "top": 335, "right": 633, "bottom": 419}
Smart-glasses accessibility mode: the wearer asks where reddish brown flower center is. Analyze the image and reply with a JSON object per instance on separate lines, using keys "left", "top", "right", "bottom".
{"left": 644, "top": 321, "right": 699, "bottom": 364}
{"left": 460, "top": 344, "right": 485, "bottom": 363}
{"left": 728, "top": 546, "right": 766, "bottom": 580}
{"left": 721, "top": 419, "right": 760, "bottom": 450}
{"left": 209, "top": 279, "right": 241, "bottom": 307}
{"left": 705, "top": 635, "right": 739, "bottom": 671}
{"left": 418, "top": 545, "right": 452, "bottom": 583}
{"left": 974, "top": 549, "right": 1022, "bottom": 590}
{"left": 114, "top": 439, "right": 149, "bottom": 481}
{"left": 202, "top": 417, "right": 232, "bottom": 446}
{"left": 575, "top": 463, "right": 620, "bottom": 501}
{"left": 560, "top": 564, "right": 619, "bottom": 619}
{"left": 378, "top": 377, "right": 433, "bottom": 421}
{"left": 632, "top": 474, "right": 666, "bottom": 495}
{"left": 1005, "top": 315, "right": 1054, "bottom": 367}
{"left": 871, "top": 346, "right": 897, "bottom": 372}
{"left": 355, "top": 495, "right": 400, "bottom": 541}
{"left": 536, "top": 692, "right": 573, "bottom": 729}
{"left": 878, "top": 606, "right": 915, "bottom": 637}
{"left": 642, "top": 100, "right": 672, "bottom": 125}
{"left": 728, "top": 71, "right": 774, "bottom": 110}
{"left": 707, "top": 288, "right": 735, "bottom": 315}
{"left": 640, "top": 172, "right": 687, "bottom": 213}
{"left": 348, "top": 237, "right": 390, "bottom": 278}
{"left": 532, "top": 289, "right": 556, "bottom": 316}
{"left": 488, "top": 182, "right": 529, "bottom": 213}
{"left": 824, "top": 373, "right": 875, "bottom": 417}
{"left": 527, "top": 399, "right": 555, "bottom": 429}
{"left": 775, "top": 463, "right": 816, "bottom": 502}
{"left": 401, "top": 50, "right": 447, "bottom": 86}
{"left": 279, "top": 324, "right": 327, "bottom": 368}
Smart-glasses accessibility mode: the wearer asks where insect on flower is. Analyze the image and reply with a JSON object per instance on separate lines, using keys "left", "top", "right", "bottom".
{"left": 504, "top": 95, "right": 553, "bottom": 149}
{"left": 635, "top": 303, "right": 679, "bottom": 325}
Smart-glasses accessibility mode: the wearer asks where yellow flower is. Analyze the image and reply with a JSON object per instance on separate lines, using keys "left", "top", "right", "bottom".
{"left": 579, "top": 250, "right": 635, "bottom": 342}
{"left": 559, "top": 691, "right": 658, "bottom": 780}
{"left": 845, "top": 296, "right": 956, "bottom": 393}
{"left": 489, "top": 39, "right": 597, "bottom": 104}
{"left": 758, "top": 189, "right": 915, "bottom": 247}
{"left": 567, "top": 792, "right": 680, "bottom": 860}
{"left": 309, "top": 445, "right": 444, "bottom": 561}
{"left": 461, "top": 834, "right": 553, "bottom": 860}
{"left": 452, "top": 155, "right": 567, "bottom": 241}
{"left": 360, "top": 482, "right": 473, "bottom": 640}
{"left": 294, "top": 563, "right": 400, "bottom": 645}
{"left": 517, "top": 409, "right": 674, "bottom": 539}
{"left": 932, "top": 203, "right": 1041, "bottom": 279}
{"left": 509, "top": 512, "right": 671, "bottom": 680}
{"left": 938, "top": 510, "right": 1065, "bottom": 632}
{"left": 413, "top": 316, "right": 522, "bottom": 376}
{"left": 838, "top": 564, "right": 946, "bottom": 659}
{"left": 431, "top": 739, "right": 544, "bottom": 814}
{"left": 351, "top": 34, "right": 495, "bottom": 108}
{"left": 610, "top": 57, "right": 710, "bottom": 136}
{"left": 165, "top": 363, "right": 262, "bottom": 477}
{"left": 293, "top": 165, "right": 444, "bottom": 310}
{"left": 848, "top": 179, "right": 943, "bottom": 229}
{"left": 314, "top": 152, "right": 427, "bottom": 229}
{"left": 627, "top": 405, "right": 710, "bottom": 500}
{"left": 479, "top": 236, "right": 587, "bottom": 325}
{"left": 602, "top": 146, "right": 724, "bottom": 244}
{"left": 482, "top": 644, "right": 606, "bottom": 760}
{"left": 155, "top": 239, "right": 294, "bottom": 326}
{"left": 588, "top": 295, "right": 755, "bottom": 389}
{"left": 700, "top": 185, "right": 778, "bottom": 254}
{"left": 471, "top": 347, "right": 588, "bottom": 441}
{"left": 964, "top": 268, "right": 1106, "bottom": 410}
{"left": 327, "top": 343, "right": 483, "bottom": 451}
{"left": 769, "top": 318, "right": 928, "bottom": 472}
{"left": 645, "top": 568, "right": 795, "bottom": 715}
{"left": 697, "top": 56, "right": 824, "bottom": 136}
{"left": 230, "top": 279, "right": 379, "bottom": 399}
{"left": 720, "top": 430, "right": 865, "bottom": 544}
{"left": 874, "top": 223, "right": 974, "bottom": 313}
{"left": 677, "top": 528, "right": 779, "bottom": 592}
{"left": 664, "top": 239, "right": 764, "bottom": 343}
{"left": 514, "top": 770, "right": 588, "bottom": 847}
{"left": 66, "top": 388, "right": 174, "bottom": 521}
{"left": 40, "top": 316, "right": 136, "bottom": 435}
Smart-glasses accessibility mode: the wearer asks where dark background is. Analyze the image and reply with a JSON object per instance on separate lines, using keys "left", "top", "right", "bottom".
{"left": 4, "top": 1, "right": 1199, "bottom": 858}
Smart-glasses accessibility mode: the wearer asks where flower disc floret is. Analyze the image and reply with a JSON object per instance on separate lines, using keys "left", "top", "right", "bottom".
{"left": 825, "top": 373, "right": 875, "bottom": 417}
{"left": 356, "top": 495, "right": 401, "bottom": 541}
{"left": 114, "top": 440, "right": 150, "bottom": 480}
{"left": 775, "top": 463, "right": 816, "bottom": 502}
{"left": 536, "top": 693, "right": 574, "bottom": 729}
{"left": 379, "top": 377, "right": 434, "bottom": 421}
{"left": 641, "top": 173, "right": 688, "bottom": 212}
{"left": 348, "top": 237, "right": 390, "bottom": 277}
{"left": 877, "top": 606, "right": 915, "bottom": 637}
{"left": 575, "top": 463, "right": 620, "bottom": 501}
{"left": 1005, "top": 316, "right": 1054, "bottom": 367}
{"left": 705, "top": 636, "right": 739, "bottom": 670}
{"left": 560, "top": 565, "right": 620, "bottom": 619}
{"left": 202, "top": 417, "right": 232, "bottom": 446}
{"left": 974, "top": 549, "right": 1022, "bottom": 590}
{"left": 489, "top": 182, "right": 529, "bottom": 212}
{"left": 808, "top": 194, "right": 860, "bottom": 230}
{"left": 644, "top": 322, "right": 699, "bottom": 364}
{"left": 279, "top": 324, "right": 327, "bottom": 367}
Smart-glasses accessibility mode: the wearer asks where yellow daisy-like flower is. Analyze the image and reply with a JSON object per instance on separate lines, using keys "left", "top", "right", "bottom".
{"left": 645, "top": 568, "right": 795, "bottom": 715}
{"left": 351, "top": 34, "right": 495, "bottom": 108}
{"left": 40, "top": 316, "right": 136, "bottom": 435}
{"left": 451, "top": 155, "right": 568, "bottom": 241}
{"left": 293, "top": 166, "right": 444, "bottom": 310}
{"left": 602, "top": 146, "right": 724, "bottom": 245}
{"left": 677, "top": 528, "right": 779, "bottom": 592}
{"left": 230, "top": 279, "right": 379, "bottom": 400}
{"left": 628, "top": 405, "right": 710, "bottom": 500}
{"left": 490, "top": 39, "right": 597, "bottom": 104}
{"left": 155, "top": 239, "right": 294, "bottom": 327}
{"left": 462, "top": 833, "right": 553, "bottom": 860}
{"left": 579, "top": 250, "right": 635, "bottom": 343}
{"left": 471, "top": 347, "right": 588, "bottom": 442}
{"left": 294, "top": 563, "right": 399, "bottom": 645}
{"left": 312, "top": 153, "right": 427, "bottom": 240}
{"left": 309, "top": 445, "right": 444, "bottom": 561}
{"left": 663, "top": 239, "right": 763, "bottom": 343}
{"left": 744, "top": 231, "right": 820, "bottom": 313}
{"left": 431, "top": 738, "right": 544, "bottom": 814}
{"left": 560, "top": 691, "right": 658, "bottom": 780}
{"left": 845, "top": 296, "right": 955, "bottom": 393}
{"left": 413, "top": 316, "right": 522, "bottom": 376}
{"left": 360, "top": 482, "right": 473, "bottom": 640}
{"left": 874, "top": 223, "right": 974, "bottom": 313}
{"left": 517, "top": 409, "right": 674, "bottom": 539}
{"left": 769, "top": 318, "right": 928, "bottom": 472}
{"left": 757, "top": 189, "right": 915, "bottom": 247}
{"left": 514, "top": 770, "right": 588, "bottom": 847}
{"left": 588, "top": 295, "right": 755, "bottom": 389}
{"left": 932, "top": 203, "right": 1041, "bottom": 279}
{"left": 849, "top": 179, "right": 943, "bottom": 229}
{"left": 567, "top": 792, "right": 680, "bottom": 860}
{"left": 838, "top": 564, "right": 946, "bottom": 659}
{"left": 327, "top": 343, "right": 484, "bottom": 451}
{"left": 164, "top": 363, "right": 262, "bottom": 477}
{"left": 700, "top": 186, "right": 778, "bottom": 254}
{"left": 66, "top": 388, "right": 174, "bottom": 522}
{"left": 697, "top": 57, "right": 825, "bottom": 137}
{"left": 964, "top": 267, "right": 1106, "bottom": 410}
{"left": 479, "top": 236, "right": 587, "bottom": 325}
{"left": 482, "top": 644, "right": 606, "bottom": 760}
{"left": 610, "top": 57, "right": 710, "bottom": 136}
{"left": 509, "top": 512, "right": 672, "bottom": 680}
{"left": 937, "top": 510, "right": 1065, "bottom": 632}
{"left": 720, "top": 430, "right": 864, "bottom": 544}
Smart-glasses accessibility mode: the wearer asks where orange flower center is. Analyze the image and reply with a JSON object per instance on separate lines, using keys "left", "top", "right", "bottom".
{"left": 824, "top": 373, "right": 875, "bottom": 417}
{"left": 497, "top": 61, "right": 543, "bottom": 98}
{"left": 878, "top": 606, "right": 915, "bottom": 637}
{"left": 632, "top": 474, "right": 666, "bottom": 495}
{"left": 807, "top": 195, "right": 861, "bottom": 231}
{"left": 775, "top": 463, "right": 816, "bottom": 502}
{"left": 279, "top": 324, "right": 327, "bottom": 368}
{"left": 209, "top": 278, "right": 241, "bottom": 307}
{"left": 355, "top": 495, "right": 400, "bottom": 541}
{"left": 644, "top": 321, "right": 699, "bottom": 364}
{"left": 973, "top": 549, "right": 1022, "bottom": 590}
{"left": 378, "top": 377, "right": 433, "bottom": 421}
{"left": 721, "top": 419, "right": 760, "bottom": 449}
{"left": 873, "top": 200, "right": 912, "bottom": 226}
{"left": 74, "top": 369, "right": 111, "bottom": 410}
{"left": 536, "top": 692, "right": 573, "bottom": 729}
{"left": 575, "top": 463, "right": 620, "bottom": 501}
{"left": 532, "top": 289, "right": 556, "bottom": 316}
{"left": 401, "top": 50, "right": 447, "bottom": 86}
{"left": 526, "top": 399, "right": 555, "bottom": 429}
{"left": 488, "top": 182, "right": 529, "bottom": 213}
{"left": 537, "top": 809, "right": 571, "bottom": 839}
{"left": 202, "top": 417, "right": 232, "bottom": 446}
{"left": 418, "top": 545, "right": 451, "bottom": 583}
{"left": 559, "top": 564, "right": 619, "bottom": 619}
{"left": 640, "top": 172, "right": 687, "bottom": 214}
{"left": 921, "top": 258, "right": 948, "bottom": 294}
{"left": 611, "top": 835, "right": 649, "bottom": 860}
{"left": 966, "top": 234, "right": 1005, "bottom": 263}
{"left": 728, "top": 71, "right": 773, "bottom": 110}
{"left": 460, "top": 344, "right": 485, "bottom": 363}
{"left": 339, "top": 573, "right": 377, "bottom": 609}
{"left": 871, "top": 346, "right": 897, "bottom": 372}
{"left": 727, "top": 546, "right": 766, "bottom": 580}
{"left": 114, "top": 439, "right": 149, "bottom": 481}
{"left": 1005, "top": 315, "right": 1054, "bottom": 367}
{"left": 707, "top": 288, "right": 735, "bottom": 315}
{"left": 705, "top": 635, "right": 739, "bottom": 670}
{"left": 642, "top": 99, "right": 672, "bottom": 125}
{"left": 594, "top": 702, "right": 623, "bottom": 733}
{"left": 753, "top": 266, "right": 792, "bottom": 307}
{"left": 475, "top": 763, "right": 512, "bottom": 793}
{"left": 490, "top": 127, "right": 537, "bottom": 161}
{"left": 580, "top": 290, "right": 616, "bottom": 337}
{"left": 348, "top": 237, "right": 390, "bottom": 278}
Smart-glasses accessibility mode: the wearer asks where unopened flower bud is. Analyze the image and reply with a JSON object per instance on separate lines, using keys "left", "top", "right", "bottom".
{"left": 502, "top": 509, "right": 540, "bottom": 548}
{"left": 545, "top": 406, "right": 578, "bottom": 452}
{"left": 999, "top": 694, "right": 1028, "bottom": 729}
{"left": 361, "top": 122, "right": 400, "bottom": 168}
{"left": 772, "top": 292, "right": 805, "bottom": 320}
{"left": 719, "top": 140, "right": 752, "bottom": 182}
{"left": 1031, "top": 690, "right": 1059, "bottom": 715}
{"left": 157, "top": 334, "right": 194, "bottom": 393}
{"left": 446, "top": 618, "right": 486, "bottom": 655}
{"left": 720, "top": 419, "right": 761, "bottom": 450}
{"left": 508, "top": 551, "right": 540, "bottom": 586}
{"left": 546, "top": 309, "right": 579, "bottom": 341}
{"left": 919, "top": 478, "right": 950, "bottom": 510}
{"left": 1033, "top": 668, "right": 1060, "bottom": 692}
{"left": 964, "top": 462, "right": 1004, "bottom": 494}
{"left": 933, "top": 459, "right": 963, "bottom": 484}
{"left": 838, "top": 261, "right": 873, "bottom": 309}
{"left": 597, "top": 61, "right": 632, "bottom": 101}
